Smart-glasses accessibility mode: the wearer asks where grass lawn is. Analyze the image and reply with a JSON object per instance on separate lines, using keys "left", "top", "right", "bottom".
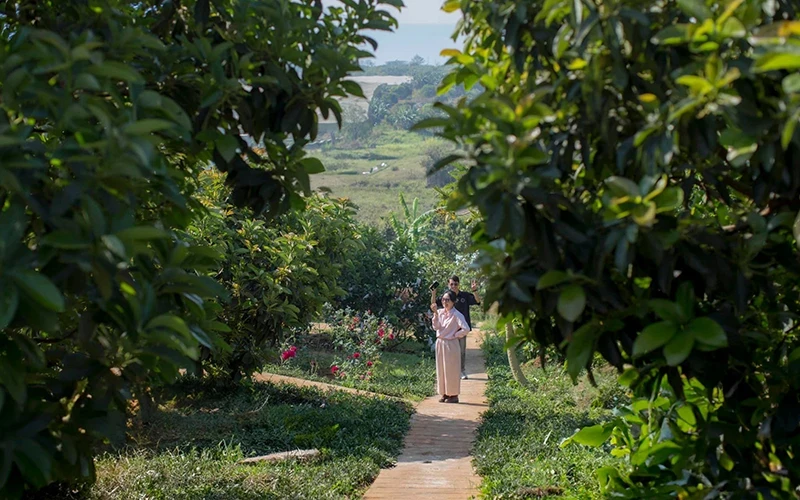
{"left": 73, "top": 380, "right": 413, "bottom": 499}
{"left": 474, "top": 332, "right": 624, "bottom": 499}
{"left": 263, "top": 332, "right": 436, "bottom": 402}
{"left": 310, "top": 128, "right": 445, "bottom": 226}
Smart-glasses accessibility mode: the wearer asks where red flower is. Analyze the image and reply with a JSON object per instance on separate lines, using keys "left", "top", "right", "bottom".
{"left": 289, "top": 345, "right": 297, "bottom": 352}
{"left": 367, "top": 361, "right": 373, "bottom": 367}
{"left": 281, "top": 351, "right": 291, "bottom": 361}
{"left": 353, "top": 352, "right": 361, "bottom": 359}
{"left": 331, "top": 365, "right": 340, "bottom": 374}
{"left": 377, "top": 328, "right": 385, "bottom": 337}
{"left": 388, "top": 333, "right": 395, "bottom": 340}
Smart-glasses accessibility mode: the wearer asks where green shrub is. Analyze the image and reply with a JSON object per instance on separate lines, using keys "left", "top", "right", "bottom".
{"left": 429, "top": 0, "right": 800, "bottom": 496}
{"left": 188, "top": 171, "right": 362, "bottom": 379}
{"left": 0, "top": 0, "right": 399, "bottom": 494}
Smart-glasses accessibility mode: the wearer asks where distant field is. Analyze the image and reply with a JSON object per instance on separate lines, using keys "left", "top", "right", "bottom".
{"left": 310, "top": 127, "right": 446, "bottom": 226}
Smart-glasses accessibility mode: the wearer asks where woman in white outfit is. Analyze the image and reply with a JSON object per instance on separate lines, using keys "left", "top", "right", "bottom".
{"left": 430, "top": 290, "right": 469, "bottom": 403}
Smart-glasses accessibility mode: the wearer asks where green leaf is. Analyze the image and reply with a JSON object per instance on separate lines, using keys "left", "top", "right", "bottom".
{"left": 442, "top": 0, "right": 460, "bottom": 13}
{"left": 41, "top": 231, "right": 91, "bottom": 249}
{"left": 652, "top": 24, "right": 693, "bottom": 45}
{"left": 123, "top": 119, "right": 176, "bottom": 135}
{"left": 754, "top": 53, "right": 800, "bottom": 72}
{"left": 147, "top": 314, "right": 192, "bottom": 339}
{"left": 633, "top": 321, "right": 677, "bottom": 357}
{"left": 663, "top": 329, "right": 695, "bottom": 366}
{"left": 537, "top": 270, "right": 568, "bottom": 290}
{"left": 411, "top": 117, "right": 450, "bottom": 130}
{"left": 557, "top": 285, "right": 586, "bottom": 322}
{"left": 605, "top": 176, "right": 640, "bottom": 197}
{"left": 11, "top": 271, "right": 65, "bottom": 312}
{"left": 101, "top": 235, "right": 127, "bottom": 259}
{"left": 89, "top": 61, "right": 144, "bottom": 82}
{"left": 0, "top": 286, "right": 19, "bottom": 329}
{"left": 652, "top": 187, "right": 684, "bottom": 212}
{"left": 631, "top": 202, "right": 657, "bottom": 226}
{"left": 675, "top": 282, "right": 695, "bottom": 318}
{"left": 300, "top": 157, "right": 325, "bottom": 174}
{"left": 686, "top": 317, "right": 727, "bottom": 348}
{"left": 13, "top": 439, "right": 52, "bottom": 488}
{"left": 430, "top": 154, "right": 463, "bottom": 173}
{"left": 783, "top": 74, "right": 800, "bottom": 94}
{"left": 677, "top": 0, "right": 712, "bottom": 20}
{"left": 216, "top": 135, "right": 239, "bottom": 162}
{"left": 676, "top": 75, "right": 714, "bottom": 95}
{"left": 564, "top": 424, "right": 612, "bottom": 447}
{"left": 782, "top": 110, "right": 799, "bottom": 150}
{"left": 341, "top": 80, "right": 365, "bottom": 98}
{"left": 567, "top": 322, "right": 596, "bottom": 381}
{"left": 649, "top": 299, "right": 684, "bottom": 323}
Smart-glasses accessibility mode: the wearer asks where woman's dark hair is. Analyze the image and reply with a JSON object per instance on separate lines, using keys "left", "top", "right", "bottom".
{"left": 442, "top": 290, "right": 457, "bottom": 303}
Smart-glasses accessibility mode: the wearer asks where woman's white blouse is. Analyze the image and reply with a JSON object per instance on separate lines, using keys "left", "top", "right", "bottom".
{"left": 432, "top": 308, "right": 470, "bottom": 340}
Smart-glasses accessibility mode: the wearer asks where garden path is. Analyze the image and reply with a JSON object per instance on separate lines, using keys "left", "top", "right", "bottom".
{"left": 252, "top": 372, "right": 404, "bottom": 401}
{"left": 363, "top": 331, "right": 488, "bottom": 499}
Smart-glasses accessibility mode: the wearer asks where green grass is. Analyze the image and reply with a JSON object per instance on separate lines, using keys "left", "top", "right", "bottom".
{"left": 263, "top": 335, "right": 436, "bottom": 401}
{"left": 310, "top": 128, "right": 444, "bottom": 226}
{"left": 473, "top": 332, "right": 624, "bottom": 499}
{"left": 78, "top": 380, "right": 413, "bottom": 499}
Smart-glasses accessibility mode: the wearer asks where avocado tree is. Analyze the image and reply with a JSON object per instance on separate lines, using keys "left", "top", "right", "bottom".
{"left": 423, "top": 0, "right": 800, "bottom": 496}
{"left": 0, "top": 0, "right": 400, "bottom": 495}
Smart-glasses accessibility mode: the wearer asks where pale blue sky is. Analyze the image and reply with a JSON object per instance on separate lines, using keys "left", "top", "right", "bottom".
{"left": 323, "top": 0, "right": 461, "bottom": 64}
{"left": 322, "top": 0, "right": 459, "bottom": 24}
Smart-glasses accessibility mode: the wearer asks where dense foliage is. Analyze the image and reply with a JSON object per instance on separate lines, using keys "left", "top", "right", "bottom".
{"left": 188, "top": 171, "right": 362, "bottom": 379}
{"left": 0, "top": 0, "right": 400, "bottom": 495}
{"left": 334, "top": 223, "right": 431, "bottom": 341}
{"left": 426, "top": 0, "right": 800, "bottom": 496}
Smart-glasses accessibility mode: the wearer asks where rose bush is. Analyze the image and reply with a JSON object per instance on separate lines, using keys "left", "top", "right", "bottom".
{"left": 325, "top": 307, "right": 399, "bottom": 381}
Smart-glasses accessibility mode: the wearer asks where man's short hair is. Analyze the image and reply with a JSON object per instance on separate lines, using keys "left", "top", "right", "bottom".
{"left": 449, "top": 275, "right": 460, "bottom": 283}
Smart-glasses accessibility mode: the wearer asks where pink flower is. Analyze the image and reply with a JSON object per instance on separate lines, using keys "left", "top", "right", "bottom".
{"left": 353, "top": 352, "right": 361, "bottom": 359}
{"left": 281, "top": 351, "right": 291, "bottom": 361}
{"left": 289, "top": 345, "right": 297, "bottom": 352}
{"left": 388, "top": 333, "right": 395, "bottom": 340}
{"left": 367, "top": 361, "right": 373, "bottom": 367}
{"left": 331, "top": 365, "right": 339, "bottom": 374}
{"left": 377, "top": 328, "right": 385, "bottom": 337}
{"left": 367, "top": 371, "right": 372, "bottom": 377}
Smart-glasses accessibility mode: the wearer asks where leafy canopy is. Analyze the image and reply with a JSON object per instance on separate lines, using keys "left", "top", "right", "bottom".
{"left": 0, "top": 0, "right": 400, "bottom": 495}
{"left": 425, "top": 0, "right": 800, "bottom": 496}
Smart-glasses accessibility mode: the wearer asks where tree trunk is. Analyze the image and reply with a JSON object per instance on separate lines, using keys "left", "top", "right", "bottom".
{"left": 506, "top": 322, "right": 531, "bottom": 389}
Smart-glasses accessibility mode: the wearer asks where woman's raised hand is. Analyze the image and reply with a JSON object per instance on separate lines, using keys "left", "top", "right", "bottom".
{"left": 430, "top": 303, "right": 438, "bottom": 313}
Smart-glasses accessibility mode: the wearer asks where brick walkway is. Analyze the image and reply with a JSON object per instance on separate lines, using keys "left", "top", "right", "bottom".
{"left": 363, "top": 332, "right": 488, "bottom": 500}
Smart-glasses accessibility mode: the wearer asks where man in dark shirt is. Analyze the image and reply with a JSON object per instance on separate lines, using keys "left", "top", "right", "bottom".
{"left": 432, "top": 275, "right": 481, "bottom": 379}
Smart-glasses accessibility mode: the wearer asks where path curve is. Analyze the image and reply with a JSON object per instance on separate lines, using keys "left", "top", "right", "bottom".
{"left": 252, "top": 372, "right": 405, "bottom": 401}
{"left": 363, "top": 332, "right": 488, "bottom": 499}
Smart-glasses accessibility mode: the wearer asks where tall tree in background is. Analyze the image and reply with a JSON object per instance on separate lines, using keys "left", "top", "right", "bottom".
{"left": 423, "top": 0, "right": 800, "bottom": 496}
{"left": 0, "top": 0, "right": 401, "bottom": 495}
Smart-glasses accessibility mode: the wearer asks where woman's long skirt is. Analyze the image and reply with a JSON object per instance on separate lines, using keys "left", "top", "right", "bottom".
{"left": 436, "top": 338, "right": 461, "bottom": 396}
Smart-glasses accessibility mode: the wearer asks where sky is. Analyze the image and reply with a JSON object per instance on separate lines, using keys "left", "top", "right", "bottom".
{"left": 323, "top": 0, "right": 461, "bottom": 64}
